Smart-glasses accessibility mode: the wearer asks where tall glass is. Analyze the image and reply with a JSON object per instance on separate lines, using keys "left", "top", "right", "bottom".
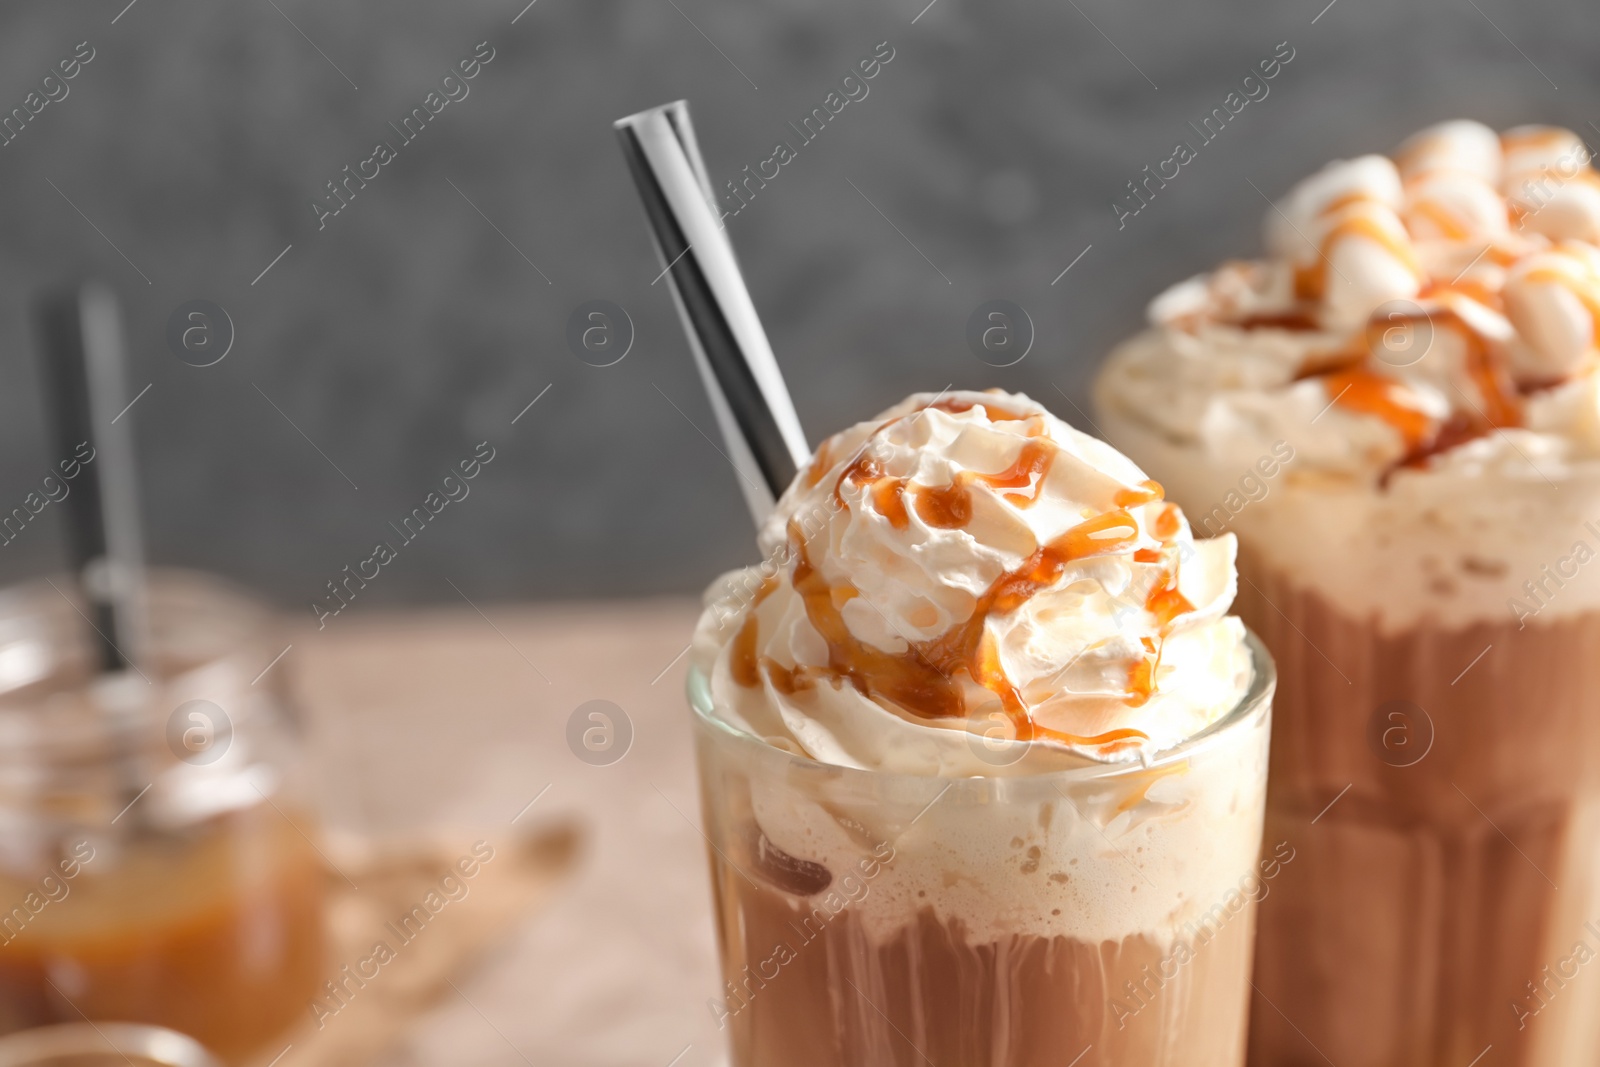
{"left": 688, "top": 634, "right": 1277, "bottom": 1067}
{"left": 1238, "top": 539, "right": 1600, "bottom": 1066}
{"left": 1100, "top": 413, "right": 1600, "bottom": 1065}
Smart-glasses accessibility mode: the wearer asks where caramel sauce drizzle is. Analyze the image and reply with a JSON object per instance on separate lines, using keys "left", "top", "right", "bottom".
{"left": 1392, "top": 137, "right": 1438, "bottom": 176}
{"left": 1216, "top": 138, "right": 1600, "bottom": 473}
{"left": 730, "top": 575, "right": 781, "bottom": 688}
{"left": 801, "top": 439, "right": 832, "bottom": 488}
{"left": 764, "top": 660, "right": 811, "bottom": 696}
{"left": 836, "top": 403, "right": 1063, "bottom": 531}
{"left": 1517, "top": 375, "right": 1572, "bottom": 397}
{"left": 1145, "top": 570, "right": 1196, "bottom": 629}
{"left": 872, "top": 477, "right": 911, "bottom": 530}
{"left": 1307, "top": 306, "right": 1523, "bottom": 475}
{"left": 1318, "top": 190, "right": 1377, "bottom": 215}
{"left": 1421, "top": 276, "right": 1502, "bottom": 311}
{"left": 1452, "top": 311, "right": 1522, "bottom": 430}
{"left": 1521, "top": 263, "right": 1600, "bottom": 343}
{"left": 1293, "top": 212, "right": 1422, "bottom": 302}
{"left": 912, "top": 481, "right": 971, "bottom": 529}
{"left": 911, "top": 439, "right": 1060, "bottom": 528}
{"left": 1502, "top": 127, "right": 1576, "bottom": 153}
{"left": 1114, "top": 479, "right": 1163, "bottom": 508}
{"left": 1230, "top": 308, "right": 1323, "bottom": 332}
{"left": 731, "top": 400, "right": 1206, "bottom": 750}
{"left": 1406, "top": 198, "right": 1475, "bottom": 241}
{"left": 1125, "top": 657, "right": 1156, "bottom": 709}
{"left": 1153, "top": 503, "right": 1182, "bottom": 540}
{"left": 787, "top": 513, "right": 1152, "bottom": 745}
{"left": 1321, "top": 367, "right": 1436, "bottom": 451}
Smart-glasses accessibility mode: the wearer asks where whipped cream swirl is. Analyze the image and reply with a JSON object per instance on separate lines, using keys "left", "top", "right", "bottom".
{"left": 691, "top": 390, "right": 1252, "bottom": 776}
{"left": 1101, "top": 120, "right": 1600, "bottom": 483}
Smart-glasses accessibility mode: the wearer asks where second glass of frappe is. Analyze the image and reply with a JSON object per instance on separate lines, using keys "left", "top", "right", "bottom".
{"left": 1098, "top": 120, "right": 1600, "bottom": 1065}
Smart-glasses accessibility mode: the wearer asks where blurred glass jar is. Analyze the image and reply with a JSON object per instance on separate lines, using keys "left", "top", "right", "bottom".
{"left": 0, "top": 571, "right": 325, "bottom": 1064}
{"left": 0, "top": 1022, "right": 222, "bottom": 1067}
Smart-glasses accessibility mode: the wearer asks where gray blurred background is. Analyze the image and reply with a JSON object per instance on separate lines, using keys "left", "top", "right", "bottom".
{"left": 0, "top": 0, "right": 1587, "bottom": 614}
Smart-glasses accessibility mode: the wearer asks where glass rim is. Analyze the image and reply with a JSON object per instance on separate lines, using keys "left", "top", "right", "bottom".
{"left": 687, "top": 625, "right": 1275, "bottom": 790}
{"left": 0, "top": 566, "right": 276, "bottom": 713}
{"left": 0, "top": 566, "right": 270, "bottom": 629}
{"left": 0, "top": 1022, "right": 222, "bottom": 1067}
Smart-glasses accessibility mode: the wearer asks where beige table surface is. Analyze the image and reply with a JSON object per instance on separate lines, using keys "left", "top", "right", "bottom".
{"left": 290, "top": 597, "right": 726, "bottom": 1067}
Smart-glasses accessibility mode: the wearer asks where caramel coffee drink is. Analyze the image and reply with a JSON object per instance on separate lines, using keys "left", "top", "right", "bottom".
{"left": 1099, "top": 120, "right": 1600, "bottom": 1065}
{"left": 688, "top": 390, "right": 1275, "bottom": 1066}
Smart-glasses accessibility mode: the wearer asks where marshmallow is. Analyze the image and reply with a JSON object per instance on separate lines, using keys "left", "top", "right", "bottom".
{"left": 1265, "top": 154, "right": 1404, "bottom": 259}
{"left": 1502, "top": 126, "right": 1600, "bottom": 242}
{"left": 1314, "top": 201, "right": 1422, "bottom": 328}
{"left": 1504, "top": 244, "right": 1600, "bottom": 379}
{"left": 1395, "top": 120, "right": 1503, "bottom": 184}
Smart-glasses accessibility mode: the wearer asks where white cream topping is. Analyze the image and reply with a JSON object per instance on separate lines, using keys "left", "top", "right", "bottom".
{"left": 1097, "top": 120, "right": 1600, "bottom": 630}
{"left": 691, "top": 390, "right": 1253, "bottom": 777}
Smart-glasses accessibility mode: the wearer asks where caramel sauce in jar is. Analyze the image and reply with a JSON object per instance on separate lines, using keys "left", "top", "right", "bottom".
{"left": 0, "top": 810, "right": 325, "bottom": 1063}
{"left": 0, "top": 571, "right": 326, "bottom": 1064}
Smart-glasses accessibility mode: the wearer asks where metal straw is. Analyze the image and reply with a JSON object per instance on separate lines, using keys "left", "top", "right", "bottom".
{"left": 34, "top": 282, "right": 148, "bottom": 672}
{"left": 34, "top": 281, "right": 151, "bottom": 826}
{"left": 615, "top": 100, "right": 810, "bottom": 524}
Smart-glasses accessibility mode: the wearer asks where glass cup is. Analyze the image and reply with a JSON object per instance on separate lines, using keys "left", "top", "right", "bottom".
{"left": 688, "top": 632, "right": 1277, "bottom": 1067}
{"left": 1097, "top": 408, "right": 1600, "bottom": 1064}
{"left": 0, "top": 570, "right": 325, "bottom": 1064}
{"left": 0, "top": 1023, "right": 221, "bottom": 1067}
{"left": 1235, "top": 523, "right": 1600, "bottom": 1067}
